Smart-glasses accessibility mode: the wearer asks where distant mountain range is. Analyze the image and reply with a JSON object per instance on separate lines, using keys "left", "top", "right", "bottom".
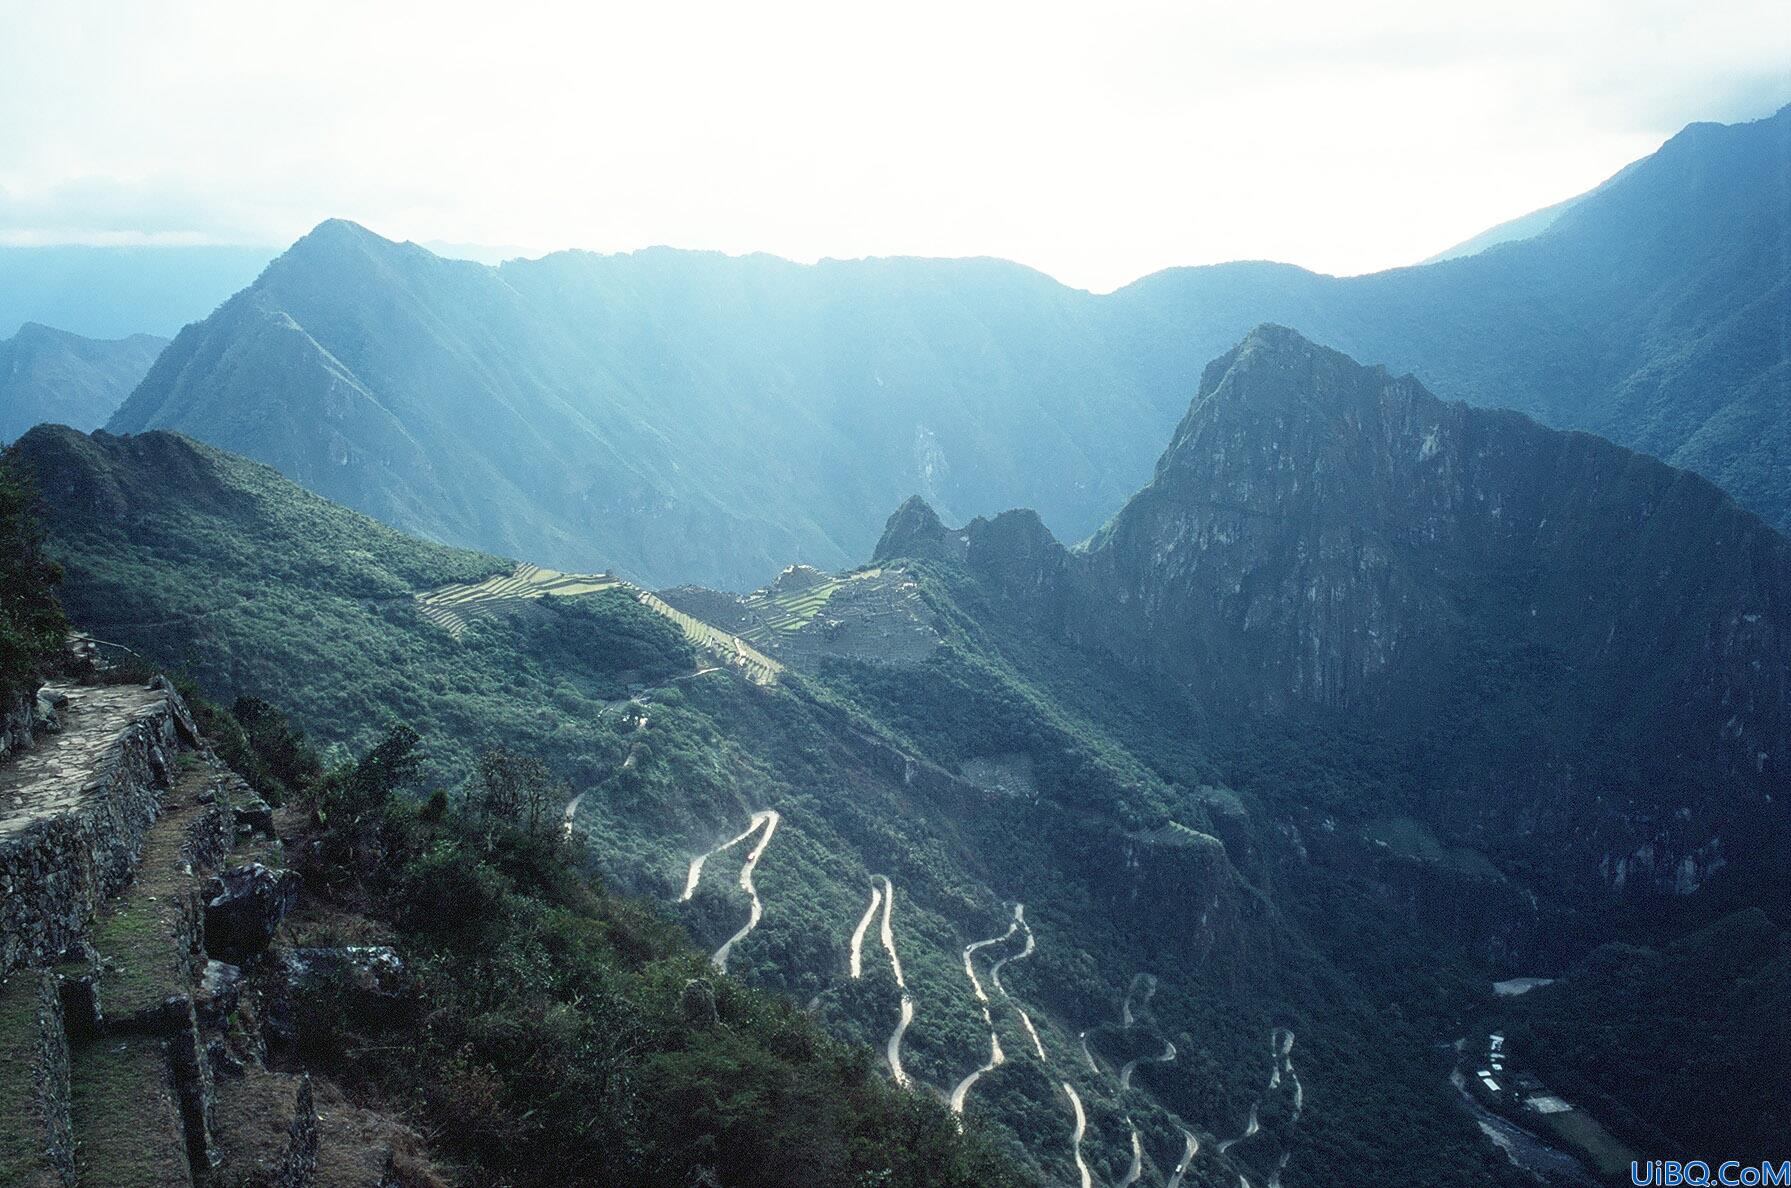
{"left": 0, "top": 322, "right": 165, "bottom": 442}
{"left": 86, "top": 105, "right": 1791, "bottom": 591}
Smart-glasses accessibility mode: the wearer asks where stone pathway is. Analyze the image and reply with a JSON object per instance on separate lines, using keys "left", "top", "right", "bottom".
{"left": 0, "top": 684, "right": 169, "bottom": 841}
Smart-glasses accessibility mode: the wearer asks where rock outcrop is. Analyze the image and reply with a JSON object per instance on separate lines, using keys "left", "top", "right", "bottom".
{"left": 873, "top": 327, "right": 1791, "bottom": 909}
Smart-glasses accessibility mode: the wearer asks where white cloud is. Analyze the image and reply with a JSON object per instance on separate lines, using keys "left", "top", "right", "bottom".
{"left": 0, "top": 0, "right": 1785, "bottom": 289}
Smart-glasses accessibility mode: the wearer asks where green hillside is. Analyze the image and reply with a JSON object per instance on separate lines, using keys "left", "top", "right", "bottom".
{"left": 15, "top": 422, "right": 1535, "bottom": 1188}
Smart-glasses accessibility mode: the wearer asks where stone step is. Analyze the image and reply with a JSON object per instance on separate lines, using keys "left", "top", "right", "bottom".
{"left": 87, "top": 757, "right": 234, "bottom": 1032}
{"left": 0, "top": 970, "right": 75, "bottom": 1187}
{"left": 210, "top": 1067, "right": 317, "bottom": 1188}
{"left": 68, "top": 1034, "right": 193, "bottom": 1188}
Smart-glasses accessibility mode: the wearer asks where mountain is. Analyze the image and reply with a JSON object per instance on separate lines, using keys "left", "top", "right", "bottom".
{"left": 107, "top": 222, "right": 1172, "bottom": 590}
{"left": 1418, "top": 158, "right": 1642, "bottom": 263}
{"left": 0, "top": 323, "right": 166, "bottom": 442}
{"left": 0, "top": 243, "right": 274, "bottom": 339}
{"left": 104, "top": 107, "right": 1790, "bottom": 590}
{"left": 26, "top": 315, "right": 1791, "bottom": 1180}
{"left": 1107, "top": 106, "right": 1791, "bottom": 527}
{"left": 15, "top": 421, "right": 1542, "bottom": 1188}
{"left": 878, "top": 326, "right": 1790, "bottom": 919}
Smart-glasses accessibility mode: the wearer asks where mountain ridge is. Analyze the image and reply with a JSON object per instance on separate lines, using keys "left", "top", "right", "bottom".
{"left": 877, "top": 325, "right": 1789, "bottom": 912}
{"left": 0, "top": 322, "right": 167, "bottom": 443}
{"left": 106, "top": 107, "right": 1791, "bottom": 593}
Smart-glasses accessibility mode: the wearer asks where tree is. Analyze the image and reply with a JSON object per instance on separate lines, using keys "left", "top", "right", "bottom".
{"left": 0, "top": 450, "right": 67, "bottom": 699}
{"left": 472, "top": 747, "right": 566, "bottom": 835}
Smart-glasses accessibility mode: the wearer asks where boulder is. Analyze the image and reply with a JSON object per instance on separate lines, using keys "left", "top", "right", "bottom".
{"left": 195, "top": 959, "right": 245, "bottom": 1024}
{"left": 204, "top": 864, "right": 299, "bottom": 960}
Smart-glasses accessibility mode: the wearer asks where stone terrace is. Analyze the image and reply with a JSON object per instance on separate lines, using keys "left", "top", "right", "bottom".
{"left": 0, "top": 682, "right": 195, "bottom": 978}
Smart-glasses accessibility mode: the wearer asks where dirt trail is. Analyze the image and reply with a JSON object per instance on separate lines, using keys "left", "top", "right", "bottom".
{"left": 1217, "top": 1102, "right": 1259, "bottom": 1155}
{"left": 949, "top": 1032, "right": 1006, "bottom": 1115}
{"left": 1061, "top": 1082, "right": 1093, "bottom": 1188}
{"left": 951, "top": 907, "right": 1026, "bottom": 1114}
{"left": 848, "top": 882, "right": 883, "bottom": 978}
{"left": 989, "top": 905, "right": 1046, "bottom": 1059}
{"left": 679, "top": 816, "right": 767, "bottom": 901}
{"left": 1117, "top": 1126, "right": 1144, "bottom": 1187}
{"left": 1119, "top": 1037, "right": 1176, "bottom": 1091}
{"left": 1078, "top": 1031, "right": 1101, "bottom": 1074}
{"left": 709, "top": 810, "right": 780, "bottom": 971}
{"left": 560, "top": 792, "right": 586, "bottom": 840}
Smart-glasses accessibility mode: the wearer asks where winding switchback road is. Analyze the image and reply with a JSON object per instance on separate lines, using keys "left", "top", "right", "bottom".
{"left": 849, "top": 882, "right": 884, "bottom": 978}
{"left": 1217, "top": 1102, "right": 1259, "bottom": 1155}
{"left": 709, "top": 810, "right": 780, "bottom": 971}
{"left": 1117, "top": 1126, "right": 1144, "bottom": 1188}
{"left": 872, "top": 874, "right": 915, "bottom": 1087}
{"left": 989, "top": 905, "right": 1047, "bottom": 1059}
{"left": 680, "top": 815, "right": 768, "bottom": 901}
{"left": 951, "top": 907, "right": 1025, "bottom": 1114}
{"left": 1121, "top": 973, "right": 1157, "bottom": 1027}
{"left": 1119, "top": 1037, "right": 1176, "bottom": 1091}
{"left": 1079, "top": 1031, "right": 1101, "bottom": 1075}
{"left": 1061, "top": 1082, "right": 1093, "bottom": 1188}
{"left": 949, "top": 1032, "right": 1005, "bottom": 1115}
{"left": 1165, "top": 1130, "right": 1199, "bottom": 1188}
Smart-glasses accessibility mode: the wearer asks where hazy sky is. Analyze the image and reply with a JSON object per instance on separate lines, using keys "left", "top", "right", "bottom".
{"left": 2, "top": 1, "right": 1786, "bottom": 290}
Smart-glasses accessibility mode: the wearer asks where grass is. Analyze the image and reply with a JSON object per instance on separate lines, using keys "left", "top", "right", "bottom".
{"left": 89, "top": 764, "right": 228, "bottom": 1020}
{"left": 419, "top": 562, "right": 783, "bottom": 684}
{"left": 0, "top": 974, "right": 60, "bottom": 1187}
{"left": 69, "top": 1035, "right": 193, "bottom": 1188}
{"left": 415, "top": 561, "right": 623, "bottom": 637}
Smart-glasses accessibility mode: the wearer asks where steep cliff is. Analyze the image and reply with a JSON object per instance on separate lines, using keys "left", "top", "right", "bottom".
{"left": 878, "top": 327, "right": 1790, "bottom": 907}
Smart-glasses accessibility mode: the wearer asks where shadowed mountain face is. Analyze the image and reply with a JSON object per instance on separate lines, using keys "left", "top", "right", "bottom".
{"left": 107, "top": 107, "right": 1789, "bottom": 589}
{"left": 0, "top": 323, "right": 166, "bottom": 442}
{"left": 878, "top": 326, "right": 1790, "bottom": 909}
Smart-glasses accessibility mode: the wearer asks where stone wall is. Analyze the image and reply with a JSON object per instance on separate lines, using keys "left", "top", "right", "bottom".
{"left": 0, "top": 680, "right": 200, "bottom": 977}
{"left": 0, "top": 686, "right": 48, "bottom": 763}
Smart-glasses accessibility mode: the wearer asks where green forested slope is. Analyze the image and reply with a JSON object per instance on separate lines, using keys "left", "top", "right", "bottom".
{"left": 16, "top": 422, "right": 1531, "bottom": 1187}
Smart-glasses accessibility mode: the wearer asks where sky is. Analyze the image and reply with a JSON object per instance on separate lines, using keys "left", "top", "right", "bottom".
{"left": 1, "top": 1, "right": 1787, "bottom": 291}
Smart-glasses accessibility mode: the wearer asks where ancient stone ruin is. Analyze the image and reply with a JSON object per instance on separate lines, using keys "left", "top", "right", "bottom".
{"left": 0, "top": 670, "right": 416, "bottom": 1187}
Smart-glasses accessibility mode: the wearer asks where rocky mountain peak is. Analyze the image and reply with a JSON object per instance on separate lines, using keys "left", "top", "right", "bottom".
{"left": 872, "top": 495, "right": 965, "bottom": 565}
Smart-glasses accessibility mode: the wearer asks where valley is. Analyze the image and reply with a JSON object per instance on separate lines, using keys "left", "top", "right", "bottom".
{"left": 7, "top": 313, "right": 1788, "bottom": 1186}
{"left": 2, "top": 10, "right": 1785, "bottom": 1188}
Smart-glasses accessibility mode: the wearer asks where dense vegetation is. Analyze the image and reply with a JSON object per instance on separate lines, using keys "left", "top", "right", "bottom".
{"left": 158, "top": 685, "right": 1036, "bottom": 1187}
{"left": 0, "top": 448, "right": 68, "bottom": 699}
{"left": 1500, "top": 909, "right": 1791, "bottom": 1161}
{"left": 15, "top": 424, "right": 1542, "bottom": 1186}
